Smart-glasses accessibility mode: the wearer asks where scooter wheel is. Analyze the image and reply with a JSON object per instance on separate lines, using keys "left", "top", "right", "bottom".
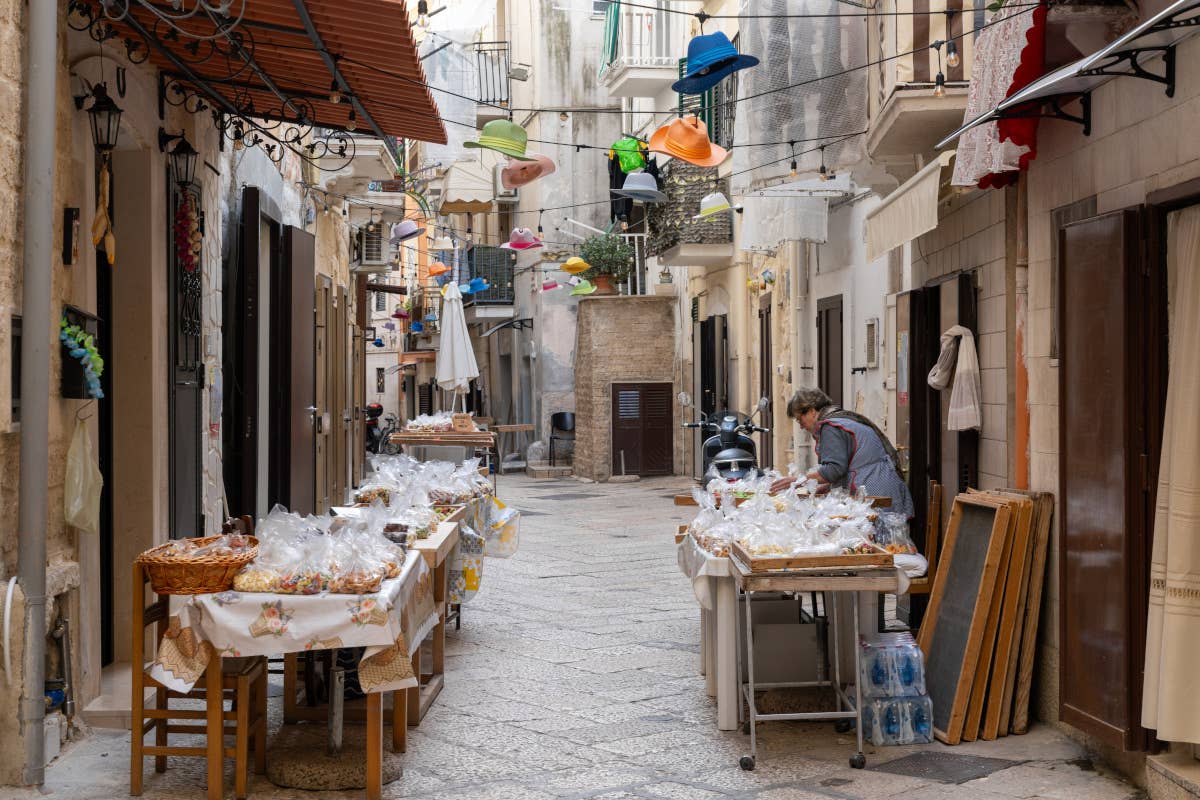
{"left": 739, "top": 756, "right": 755, "bottom": 771}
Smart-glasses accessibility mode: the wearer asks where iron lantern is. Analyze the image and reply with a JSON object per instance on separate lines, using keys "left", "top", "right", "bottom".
{"left": 86, "top": 84, "right": 123, "bottom": 152}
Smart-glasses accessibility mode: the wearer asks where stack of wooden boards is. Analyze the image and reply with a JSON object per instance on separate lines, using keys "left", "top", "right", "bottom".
{"left": 917, "top": 490, "right": 1055, "bottom": 745}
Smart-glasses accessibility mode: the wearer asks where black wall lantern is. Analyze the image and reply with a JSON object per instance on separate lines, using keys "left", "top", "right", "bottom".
{"left": 158, "top": 128, "right": 198, "bottom": 188}
{"left": 75, "top": 82, "right": 123, "bottom": 152}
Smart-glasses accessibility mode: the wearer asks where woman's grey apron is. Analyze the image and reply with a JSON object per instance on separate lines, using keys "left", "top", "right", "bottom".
{"left": 815, "top": 417, "right": 915, "bottom": 520}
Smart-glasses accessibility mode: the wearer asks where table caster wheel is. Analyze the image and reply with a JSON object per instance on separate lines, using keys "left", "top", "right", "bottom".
{"left": 739, "top": 756, "right": 756, "bottom": 771}
{"left": 850, "top": 753, "right": 866, "bottom": 769}
{"left": 835, "top": 720, "right": 854, "bottom": 734}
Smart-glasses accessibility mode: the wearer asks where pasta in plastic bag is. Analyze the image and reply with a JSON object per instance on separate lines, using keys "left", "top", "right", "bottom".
{"left": 484, "top": 497, "right": 520, "bottom": 558}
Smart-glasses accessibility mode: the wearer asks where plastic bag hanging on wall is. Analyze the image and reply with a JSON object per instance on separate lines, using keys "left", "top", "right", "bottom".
{"left": 65, "top": 419, "right": 104, "bottom": 534}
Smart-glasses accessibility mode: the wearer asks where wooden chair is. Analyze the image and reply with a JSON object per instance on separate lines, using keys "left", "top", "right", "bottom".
{"left": 907, "top": 480, "right": 943, "bottom": 596}
{"left": 131, "top": 556, "right": 267, "bottom": 799}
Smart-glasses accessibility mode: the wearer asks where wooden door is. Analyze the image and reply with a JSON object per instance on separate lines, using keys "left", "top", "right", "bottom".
{"left": 276, "top": 226, "right": 316, "bottom": 515}
{"left": 817, "top": 295, "right": 844, "bottom": 407}
{"left": 314, "top": 276, "right": 331, "bottom": 513}
{"left": 168, "top": 183, "right": 204, "bottom": 536}
{"left": 352, "top": 322, "right": 364, "bottom": 490}
{"left": 1058, "top": 209, "right": 1154, "bottom": 750}
{"left": 334, "top": 285, "right": 349, "bottom": 506}
{"left": 226, "top": 186, "right": 263, "bottom": 517}
{"left": 758, "top": 296, "right": 774, "bottom": 468}
{"left": 611, "top": 382, "right": 673, "bottom": 476}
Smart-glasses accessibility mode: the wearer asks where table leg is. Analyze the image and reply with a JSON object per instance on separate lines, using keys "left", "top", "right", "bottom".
{"left": 406, "top": 648, "right": 421, "bottom": 726}
{"left": 205, "top": 651, "right": 223, "bottom": 800}
{"left": 366, "top": 692, "right": 382, "bottom": 800}
{"left": 432, "top": 566, "right": 446, "bottom": 677}
{"left": 283, "top": 652, "right": 298, "bottom": 723}
{"left": 393, "top": 689, "right": 407, "bottom": 753}
{"left": 699, "top": 607, "right": 708, "bottom": 677}
{"left": 716, "top": 576, "right": 738, "bottom": 731}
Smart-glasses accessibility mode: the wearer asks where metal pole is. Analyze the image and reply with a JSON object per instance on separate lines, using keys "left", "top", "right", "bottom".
{"left": 327, "top": 666, "right": 345, "bottom": 756}
{"left": 19, "top": 0, "right": 58, "bottom": 783}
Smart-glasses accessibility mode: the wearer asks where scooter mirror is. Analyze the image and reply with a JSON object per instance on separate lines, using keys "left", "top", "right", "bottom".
{"left": 677, "top": 392, "right": 692, "bottom": 408}
{"left": 757, "top": 396, "right": 769, "bottom": 411}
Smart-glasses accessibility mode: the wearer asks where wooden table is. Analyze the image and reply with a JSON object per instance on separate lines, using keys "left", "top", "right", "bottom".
{"left": 492, "top": 423, "right": 533, "bottom": 472}
{"left": 408, "top": 520, "right": 460, "bottom": 724}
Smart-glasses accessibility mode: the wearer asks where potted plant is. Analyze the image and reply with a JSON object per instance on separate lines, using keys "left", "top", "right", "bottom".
{"left": 579, "top": 233, "right": 634, "bottom": 296}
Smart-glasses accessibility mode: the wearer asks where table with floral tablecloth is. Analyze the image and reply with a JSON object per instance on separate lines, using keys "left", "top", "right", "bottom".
{"left": 149, "top": 550, "right": 439, "bottom": 694}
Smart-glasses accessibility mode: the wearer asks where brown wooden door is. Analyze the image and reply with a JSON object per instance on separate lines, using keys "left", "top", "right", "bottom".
{"left": 611, "top": 382, "right": 673, "bottom": 476}
{"left": 1059, "top": 209, "right": 1154, "bottom": 751}
{"left": 226, "top": 186, "right": 263, "bottom": 517}
{"left": 278, "top": 226, "right": 316, "bottom": 515}
{"left": 314, "top": 275, "right": 332, "bottom": 513}
{"left": 334, "top": 285, "right": 349, "bottom": 505}
{"left": 818, "top": 295, "right": 844, "bottom": 407}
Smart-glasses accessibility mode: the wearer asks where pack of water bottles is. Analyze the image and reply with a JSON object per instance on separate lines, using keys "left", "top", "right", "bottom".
{"left": 861, "top": 695, "right": 933, "bottom": 746}
{"left": 859, "top": 632, "right": 926, "bottom": 697}
{"left": 857, "top": 632, "right": 933, "bottom": 746}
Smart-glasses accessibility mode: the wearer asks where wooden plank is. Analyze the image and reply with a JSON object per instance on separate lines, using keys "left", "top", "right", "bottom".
{"left": 962, "top": 500, "right": 1017, "bottom": 742}
{"left": 983, "top": 493, "right": 1036, "bottom": 738}
{"left": 731, "top": 564, "right": 903, "bottom": 593}
{"left": 1012, "top": 493, "right": 1054, "bottom": 734}
{"left": 918, "top": 494, "right": 1012, "bottom": 745}
{"left": 388, "top": 430, "right": 496, "bottom": 447}
{"left": 730, "top": 540, "right": 892, "bottom": 572}
{"left": 674, "top": 494, "right": 698, "bottom": 506}
{"left": 411, "top": 521, "right": 460, "bottom": 568}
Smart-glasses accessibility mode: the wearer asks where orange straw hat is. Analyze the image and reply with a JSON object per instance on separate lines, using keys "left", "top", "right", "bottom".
{"left": 429, "top": 261, "right": 451, "bottom": 277}
{"left": 648, "top": 116, "right": 728, "bottom": 168}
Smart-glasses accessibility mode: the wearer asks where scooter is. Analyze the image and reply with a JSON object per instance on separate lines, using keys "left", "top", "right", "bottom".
{"left": 683, "top": 397, "right": 771, "bottom": 481}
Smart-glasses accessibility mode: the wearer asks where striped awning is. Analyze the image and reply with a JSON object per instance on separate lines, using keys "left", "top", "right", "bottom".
{"left": 75, "top": 0, "right": 447, "bottom": 144}
{"left": 440, "top": 151, "right": 503, "bottom": 214}
{"left": 893, "top": 0, "right": 982, "bottom": 86}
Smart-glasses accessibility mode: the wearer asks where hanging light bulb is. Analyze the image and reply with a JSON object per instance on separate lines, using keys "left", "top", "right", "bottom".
{"left": 790, "top": 160, "right": 798, "bottom": 178}
{"left": 934, "top": 72, "right": 947, "bottom": 98}
{"left": 342, "top": 204, "right": 348, "bottom": 218}
{"left": 789, "top": 141, "right": 797, "bottom": 178}
{"left": 367, "top": 208, "right": 377, "bottom": 232}
{"left": 818, "top": 147, "right": 830, "bottom": 182}
{"left": 417, "top": 0, "right": 430, "bottom": 27}
{"left": 329, "top": 78, "right": 343, "bottom": 104}
{"left": 946, "top": 40, "right": 961, "bottom": 69}
{"left": 347, "top": 108, "right": 357, "bottom": 131}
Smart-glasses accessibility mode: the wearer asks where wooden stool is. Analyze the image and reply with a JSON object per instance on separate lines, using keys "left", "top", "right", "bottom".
{"left": 130, "top": 562, "right": 268, "bottom": 800}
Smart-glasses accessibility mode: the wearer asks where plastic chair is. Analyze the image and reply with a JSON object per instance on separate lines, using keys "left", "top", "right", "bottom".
{"left": 549, "top": 412, "right": 576, "bottom": 466}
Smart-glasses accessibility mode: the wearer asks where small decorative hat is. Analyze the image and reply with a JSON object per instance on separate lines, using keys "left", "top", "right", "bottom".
{"left": 458, "top": 282, "right": 474, "bottom": 295}
{"left": 429, "top": 261, "right": 451, "bottom": 276}
{"left": 468, "top": 276, "right": 489, "bottom": 293}
{"left": 570, "top": 279, "right": 598, "bottom": 296}
{"left": 693, "top": 191, "right": 735, "bottom": 220}
{"left": 501, "top": 154, "right": 556, "bottom": 189}
{"left": 542, "top": 279, "right": 561, "bottom": 291}
{"left": 500, "top": 227, "right": 544, "bottom": 250}
{"left": 561, "top": 257, "right": 590, "bottom": 275}
{"left": 411, "top": 321, "right": 425, "bottom": 333}
{"left": 464, "top": 119, "right": 535, "bottom": 161}
{"left": 672, "top": 31, "right": 759, "bottom": 95}
{"left": 612, "top": 171, "right": 667, "bottom": 203}
{"left": 391, "top": 307, "right": 410, "bottom": 319}
{"left": 429, "top": 235, "right": 454, "bottom": 250}
{"left": 648, "top": 116, "right": 728, "bottom": 167}
{"left": 389, "top": 220, "right": 424, "bottom": 245}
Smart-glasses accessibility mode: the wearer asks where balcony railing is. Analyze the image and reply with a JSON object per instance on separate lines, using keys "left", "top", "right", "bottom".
{"left": 474, "top": 41, "right": 511, "bottom": 107}
{"left": 465, "top": 245, "right": 515, "bottom": 305}
{"left": 619, "top": 233, "right": 649, "bottom": 295}
{"left": 600, "top": 3, "right": 681, "bottom": 82}
{"left": 678, "top": 67, "right": 737, "bottom": 150}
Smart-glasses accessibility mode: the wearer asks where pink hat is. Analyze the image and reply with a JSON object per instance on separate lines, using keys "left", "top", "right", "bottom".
{"left": 501, "top": 154, "right": 556, "bottom": 189}
{"left": 500, "top": 227, "right": 544, "bottom": 250}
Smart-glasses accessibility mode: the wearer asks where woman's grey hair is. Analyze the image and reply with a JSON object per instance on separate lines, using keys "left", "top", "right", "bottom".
{"left": 787, "top": 388, "right": 833, "bottom": 419}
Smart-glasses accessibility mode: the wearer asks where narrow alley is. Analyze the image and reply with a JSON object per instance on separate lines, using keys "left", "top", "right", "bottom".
{"left": 29, "top": 476, "right": 1139, "bottom": 800}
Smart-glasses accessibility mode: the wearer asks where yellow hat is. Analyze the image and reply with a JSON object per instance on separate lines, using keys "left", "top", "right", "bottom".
{"left": 561, "top": 257, "right": 590, "bottom": 275}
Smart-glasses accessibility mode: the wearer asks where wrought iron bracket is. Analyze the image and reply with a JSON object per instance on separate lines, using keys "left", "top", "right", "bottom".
{"left": 1079, "top": 45, "right": 1178, "bottom": 97}
{"left": 999, "top": 93, "right": 1092, "bottom": 136}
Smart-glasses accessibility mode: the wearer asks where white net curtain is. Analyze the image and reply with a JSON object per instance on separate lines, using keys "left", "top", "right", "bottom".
{"left": 731, "top": 0, "right": 868, "bottom": 195}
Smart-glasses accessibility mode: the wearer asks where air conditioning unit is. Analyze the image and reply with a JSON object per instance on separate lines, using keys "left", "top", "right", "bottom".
{"left": 865, "top": 317, "right": 879, "bottom": 369}
{"left": 494, "top": 163, "right": 518, "bottom": 203}
{"left": 352, "top": 228, "right": 392, "bottom": 274}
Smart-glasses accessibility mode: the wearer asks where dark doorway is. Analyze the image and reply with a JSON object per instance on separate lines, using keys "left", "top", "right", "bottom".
{"left": 1058, "top": 208, "right": 1164, "bottom": 751}
{"left": 269, "top": 225, "right": 316, "bottom": 515}
{"left": 96, "top": 241, "right": 115, "bottom": 667}
{"left": 611, "top": 382, "right": 673, "bottom": 476}
{"left": 168, "top": 182, "right": 204, "bottom": 537}
{"left": 758, "top": 296, "right": 774, "bottom": 469}
{"left": 698, "top": 313, "right": 728, "bottom": 418}
{"left": 817, "top": 294, "right": 844, "bottom": 407}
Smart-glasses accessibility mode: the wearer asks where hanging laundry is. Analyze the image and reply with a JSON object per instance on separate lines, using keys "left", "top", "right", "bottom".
{"left": 609, "top": 137, "right": 647, "bottom": 173}
{"left": 609, "top": 153, "right": 632, "bottom": 223}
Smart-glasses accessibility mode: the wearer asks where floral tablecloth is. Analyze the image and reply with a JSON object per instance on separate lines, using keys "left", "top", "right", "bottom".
{"left": 676, "top": 533, "right": 732, "bottom": 611}
{"left": 149, "top": 550, "right": 439, "bottom": 695}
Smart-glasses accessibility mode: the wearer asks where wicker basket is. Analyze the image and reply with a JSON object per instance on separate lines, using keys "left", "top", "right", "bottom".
{"left": 451, "top": 413, "right": 475, "bottom": 433}
{"left": 137, "top": 536, "right": 259, "bottom": 595}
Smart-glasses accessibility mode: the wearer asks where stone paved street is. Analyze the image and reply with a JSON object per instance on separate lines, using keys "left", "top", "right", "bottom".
{"left": 19, "top": 475, "right": 1142, "bottom": 800}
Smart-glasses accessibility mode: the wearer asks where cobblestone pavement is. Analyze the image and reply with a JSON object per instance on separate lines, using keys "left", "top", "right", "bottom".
{"left": 23, "top": 475, "right": 1142, "bottom": 800}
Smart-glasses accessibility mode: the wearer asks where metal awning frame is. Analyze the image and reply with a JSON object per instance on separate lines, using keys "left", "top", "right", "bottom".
{"left": 937, "top": 0, "right": 1200, "bottom": 150}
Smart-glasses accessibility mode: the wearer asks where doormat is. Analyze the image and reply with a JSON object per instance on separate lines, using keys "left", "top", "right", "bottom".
{"left": 870, "top": 752, "right": 1019, "bottom": 784}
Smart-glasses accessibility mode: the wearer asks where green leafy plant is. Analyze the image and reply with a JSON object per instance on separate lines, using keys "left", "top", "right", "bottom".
{"left": 579, "top": 233, "right": 635, "bottom": 281}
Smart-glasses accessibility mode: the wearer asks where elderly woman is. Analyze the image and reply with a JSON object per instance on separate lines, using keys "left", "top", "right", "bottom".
{"left": 771, "top": 387, "right": 914, "bottom": 519}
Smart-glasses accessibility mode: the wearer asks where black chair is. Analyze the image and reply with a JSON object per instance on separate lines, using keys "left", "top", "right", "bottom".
{"left": 549, "top": 412, "right": 576, "bottom": 466}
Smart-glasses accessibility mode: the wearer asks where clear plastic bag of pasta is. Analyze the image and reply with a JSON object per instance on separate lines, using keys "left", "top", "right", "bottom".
{"left": 484, "top": 497, "right": 520, "bottom": 558}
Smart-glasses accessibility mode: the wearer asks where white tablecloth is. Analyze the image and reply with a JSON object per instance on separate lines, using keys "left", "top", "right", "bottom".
{"left": 149, "top": 551, "right": 439, "bottom": 695}
{"left": 676, "top": 533, "right": 731, "bottom": 610}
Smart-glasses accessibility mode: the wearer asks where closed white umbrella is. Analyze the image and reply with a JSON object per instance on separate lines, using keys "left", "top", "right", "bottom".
{"left": 436, "top": 283, "right": 479, "bottom": 407}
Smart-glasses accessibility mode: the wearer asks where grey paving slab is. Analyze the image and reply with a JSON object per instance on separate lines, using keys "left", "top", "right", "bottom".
{"left": 32, "top": 474, "right": 1143, "bottom": 800}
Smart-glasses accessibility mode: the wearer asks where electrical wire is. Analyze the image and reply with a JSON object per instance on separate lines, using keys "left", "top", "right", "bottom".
{"left": 605, "top": 0, "right": 1038, "bottom": 19}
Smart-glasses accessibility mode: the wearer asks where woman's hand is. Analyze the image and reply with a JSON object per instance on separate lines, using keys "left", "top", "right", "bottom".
{"left": 769, "top": 476, "right": 798, "bottom": 495}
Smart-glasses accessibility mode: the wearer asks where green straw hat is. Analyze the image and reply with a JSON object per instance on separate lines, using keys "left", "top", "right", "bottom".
{"left": 570, "top": 279, "right": 598, "bottom": 296}
{"left": 464, "top": 119, "right": 536, "bottom": 161}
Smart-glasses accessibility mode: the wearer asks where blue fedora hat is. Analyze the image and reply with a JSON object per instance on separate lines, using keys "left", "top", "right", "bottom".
{"left": 468, "top": 276, "right": 489, "bottom": 293}
{"left": 672, "top": 31, "right": 758, "bottom": 95}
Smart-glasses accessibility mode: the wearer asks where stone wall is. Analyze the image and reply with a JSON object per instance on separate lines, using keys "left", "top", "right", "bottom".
{"left": 647, "top": 160, "right": 732, "bottom": 257}
{"left": 574, "top": 295, "right": 677, "bottom": 481}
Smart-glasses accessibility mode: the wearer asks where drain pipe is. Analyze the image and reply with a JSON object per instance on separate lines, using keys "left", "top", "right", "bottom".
{"left": 19, "top": 0, "right": 59, "bottom": 784}
{"left": 52, "top": 617, "right": 75, "bottom": 723}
